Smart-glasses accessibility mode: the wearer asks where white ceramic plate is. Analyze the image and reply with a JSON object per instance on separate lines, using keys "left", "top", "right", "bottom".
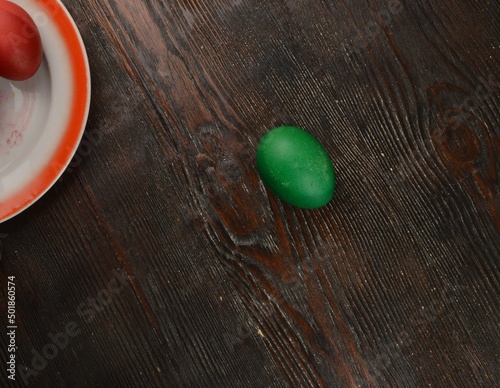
{"left": 0, "top": 0, "right": 90, "bottom": 222}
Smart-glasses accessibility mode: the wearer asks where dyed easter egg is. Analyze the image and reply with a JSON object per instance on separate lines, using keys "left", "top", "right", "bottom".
{"left": 0, "top": 1, "right": 43, "bottom": 81}
{"left": 256, "top": 126, "right": 335, "bottom": 209}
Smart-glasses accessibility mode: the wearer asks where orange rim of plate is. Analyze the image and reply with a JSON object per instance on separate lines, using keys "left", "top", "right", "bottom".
{"left": 0, "top": 0, "right": 90, "bottom": 222}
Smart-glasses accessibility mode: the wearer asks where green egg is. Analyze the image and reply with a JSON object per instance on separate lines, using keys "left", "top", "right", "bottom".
{"left": 256, "top": 126, "right": 336, "bottom": 209}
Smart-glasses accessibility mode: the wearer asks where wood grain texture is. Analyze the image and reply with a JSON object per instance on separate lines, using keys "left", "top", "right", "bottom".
{"left": 0, "top": 0, "right": 499, "bottom": 386}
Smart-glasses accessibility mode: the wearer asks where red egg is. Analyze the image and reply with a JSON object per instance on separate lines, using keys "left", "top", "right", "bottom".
{"left": 0, "top": 1, "right": 43, "bottom": 81}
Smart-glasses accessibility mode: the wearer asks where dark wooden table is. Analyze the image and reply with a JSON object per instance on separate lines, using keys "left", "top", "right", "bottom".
{"left": 1, "top": 0, "right": 499, "bottom": 386}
